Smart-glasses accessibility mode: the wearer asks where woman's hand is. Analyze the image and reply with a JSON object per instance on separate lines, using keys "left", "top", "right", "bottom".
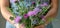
{"left": 14, "top": 23, "right": 25, "bottom": 28}
{"left": 19, "top": 24, "right": 25, "bottom": 28}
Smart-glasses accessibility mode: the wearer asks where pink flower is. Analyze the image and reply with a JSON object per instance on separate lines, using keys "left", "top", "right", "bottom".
{"left": 33, "top": 7, "right": 42, "bottom": 15}
{"left": 32, "top": 11, "right": 37, "bottom": 15}
{"left": 24, "top": 14, "right": 28, "bottom": 19}
{"left": 32, "top": 1, "right": 35, "bottom": 4}
{"left": 27, "top": 8, "right": 42, "bottom": 16}
{"left": 33, "top": 7, "right": 42, "bottom": 12}
{"left": 27, "top": 11, "right": 34, "bottom": 16}
{"left": 43, "top": 3, "right": 48, "bottom": 6}
{"left": 40, "top": 3, "right": 48, "bottom": 6}
{"left": 27, "top": 11, "right": 37, "bottom": 16}
{"left": 11, "top": 0, "right": 19, "bottom": 3}
{"left": 11, "top": 0, "right": 16, "bottom": 3}
{"left": 14, "top": 16, "right": 21, "bottom": 23}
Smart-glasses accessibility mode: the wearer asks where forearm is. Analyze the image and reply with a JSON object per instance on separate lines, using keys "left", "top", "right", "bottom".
{"left": 45, "top": 6, "right": 58, "bottom": 24}
{"left": 0, "top": 0, "right": 15, "bottom": 25}
{"left": 45, "top": 4, "right": 58, "bottom": 18}
{"left": 44, "top": 0, "right": 58, "bottom": 24}
{"left": 1, "top": 7, "right": 20, "bottom": 28}
{"left": 1, "top": 6, "right": 15, "bottom": 25}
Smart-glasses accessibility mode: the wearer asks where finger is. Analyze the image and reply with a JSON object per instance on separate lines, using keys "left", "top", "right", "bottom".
{"left": 19, "top": 24, "right": 25, "bottom": 28}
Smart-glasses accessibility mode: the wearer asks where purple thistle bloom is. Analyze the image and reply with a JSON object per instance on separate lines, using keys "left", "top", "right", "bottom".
{"left": 43, "top": 3, "right": 48, "bottom": 6}
{"left": 40, "top": 3, "right": 48, "bottom": 7}
{"left": 27, "top": 8, "right": 42, "bottom": 16}
{"left": 27, "top": 11, "right": 39, "bottom": 16}
{"left": 32, "top": 1, "right": 36, "bottom": 6}
{"left": 32, "top": 11, "right": 37, "bottom": 15}
{"left": 33, "top": 7, "right": 42, "bottom": 15}
{"left": 24, "top": 14, "right": 29, "bottom": 19}
{"left": 27, "top": 11, "right": 34, "bottom": 16}
{"left": 11, "top": 0, "right": 16, "bottom": 3}
{"left": 14, "top": 16, "right": 21, "bottom": 23}
{"left": 32, "top": 1, "right": 35, "bottom": 4}
{"left": 33, "top": 7, "right": 42, "bottom": 12}
{"left": 11, "top": 0, "right": 19, "bottom": 3}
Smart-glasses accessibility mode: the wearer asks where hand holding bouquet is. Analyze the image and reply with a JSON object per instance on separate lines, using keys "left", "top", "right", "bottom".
{"left": 8, "top": 0, "right": 51, "bottom": 28}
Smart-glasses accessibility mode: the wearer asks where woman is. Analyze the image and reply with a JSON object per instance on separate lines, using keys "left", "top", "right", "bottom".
{"left": 0, "top": 0, "right": 58, "bottom": 28}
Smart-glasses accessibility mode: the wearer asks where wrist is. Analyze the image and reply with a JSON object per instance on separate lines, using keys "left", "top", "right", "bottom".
{"left": 42, "top": 16, "right": 50, "bottom": 26}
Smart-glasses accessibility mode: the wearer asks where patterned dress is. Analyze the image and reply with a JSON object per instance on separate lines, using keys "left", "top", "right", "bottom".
{"left": 6, "top": 0, "right": 53, "bottom": 28}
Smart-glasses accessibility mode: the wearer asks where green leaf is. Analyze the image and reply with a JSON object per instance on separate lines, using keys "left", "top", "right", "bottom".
{"left": 10, "top": 16, "right": 14, "bottom": 20}
{"left": 25, "top": 18, "right": 31, "bottom": 28}
{"left": 41, "top": 5, "right": 51, "bottom": 15}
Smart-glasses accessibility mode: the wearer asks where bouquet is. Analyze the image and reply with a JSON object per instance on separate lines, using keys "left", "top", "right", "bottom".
{"left": 8, "top": 0, "right": 51, "bottom": 28}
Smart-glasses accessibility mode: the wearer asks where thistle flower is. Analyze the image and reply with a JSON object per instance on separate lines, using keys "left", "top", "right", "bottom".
{"left": 32, "top": 1, "right": 36, "bottom": 6}
{"left": 14, "top": 16, "right": 21, "bottom": 23}
{"left": 11, "top": 0, "right": 16, "bottom": 3}
{"left": 27, "top": 7, "right": 42, "bottom": 16}
{"left": 24, "top": 14, "right": 29, "bottom": 19}
{"left": 10, "top": 0, "right": 19, "bottom": 3}
{"left": 32, "top": 1, "right": 35, "bottom": 4}
{"left": 27, "top": 11, "right": 34, "bottom": 16}
{"left": 27, "top": 11, "right": 39, "bottom": 16}
{"left": 43, "top": 3, "right": 48, "bottom": 6}
{"left": 33, "top": 7, "right": 42, "bottom": 12}
{"left": 40, "top": 3, "right": 48, "bottom": 7}
{"left": 33, "top": 7, "right": 42, "bottom": 15}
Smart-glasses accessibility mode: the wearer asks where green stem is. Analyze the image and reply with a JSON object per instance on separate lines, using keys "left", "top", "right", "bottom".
{"left": 42, "top": 5, "right": 51, "bottom": 15}
{"left": 7, "top": 7, "right": 16, "bottom": 17}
